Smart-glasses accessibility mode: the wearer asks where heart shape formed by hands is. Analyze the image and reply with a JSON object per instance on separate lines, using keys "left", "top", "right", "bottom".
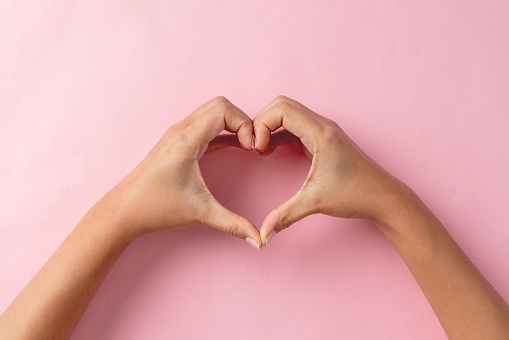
{"left": 193, "top": 96, "right": 399, "bottom": 249}
{"left": 117, "top": 95, "right": 401, "bottom": 251}
{"left": 203, "top": 121, "right": 316, "bottom": 249}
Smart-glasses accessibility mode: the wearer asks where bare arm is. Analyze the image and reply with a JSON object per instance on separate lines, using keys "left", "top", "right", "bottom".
{"left": 253, "top": 95, "right": 509, "bottom": 339}
{"left": 0, "top": 194, "right": 133, "bottom": 339}
{"left": 0, "top": 96, "right": 261, "bottom": 340}
{"left": 377, "top": 188, "right": 509, "bottom": 339}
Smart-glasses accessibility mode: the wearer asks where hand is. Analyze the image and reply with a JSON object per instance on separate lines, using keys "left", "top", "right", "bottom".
{"left": 103, "top": 96, "right": 262, "bottom": 248}
{"left": 253, "top": 95, "right": 409, "bottom": 246}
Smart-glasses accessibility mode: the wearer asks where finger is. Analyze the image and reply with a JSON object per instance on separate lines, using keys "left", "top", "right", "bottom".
{"left": 258, "top": 130, "right": 313, "bottom": 159}
{"left": 201, "top": 198, "right": 262, "bottom": 250}
{"left": 171, "top": 97, "right": 228, "bottom": 132}
{"left": 256, "top": 95, "right": 315, "bottom": 118}
{"left": 205, "top": 134, "right": 242, "bottom": 153}
{"left": 259, "top": 188, "right": 316, "bottom": 247}
{"left": 253, "top": 96, "right": 320, "bottom": 153}
{"left": 190, "top": 96, "right": 254, "bottom": 155}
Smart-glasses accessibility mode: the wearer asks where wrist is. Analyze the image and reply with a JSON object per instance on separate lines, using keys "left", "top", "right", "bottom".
{"left": 86, "top": 189, "right": 142, "bottom": 245}
{"left": 371, "top": 181, "right": 425, "bottom": 233}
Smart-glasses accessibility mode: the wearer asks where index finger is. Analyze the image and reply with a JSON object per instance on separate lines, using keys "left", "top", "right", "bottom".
{"left": 188, "top": 96, "right": 254, "bottom": 156}
{"left": 253, "top": 95, "right": 321, "bottom": 152}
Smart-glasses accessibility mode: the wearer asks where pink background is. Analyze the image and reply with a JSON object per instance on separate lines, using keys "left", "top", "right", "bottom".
{"left": 1, "top": 1, "right": 509, "bottom": 339}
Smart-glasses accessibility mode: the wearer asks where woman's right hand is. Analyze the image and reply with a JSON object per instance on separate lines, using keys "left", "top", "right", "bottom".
{"left": 99, "top": 96, "right": 262, "bottom": 248}
{"left": 253, "top": 95, "right": 411, "bottom": 246}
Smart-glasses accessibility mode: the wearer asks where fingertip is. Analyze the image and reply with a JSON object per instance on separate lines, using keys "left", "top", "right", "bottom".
{"left": 237, "top": 122, "right": 254, "bottom": 150}
{"left": 260, "top": 211, "right": 279, "bottom": 246}
{"left": 253, "top": 125, "right": 271, "bottom": 152}
{"left": 243, "top": 223, "right": 262, "bottom": 248}
{"left": 246, "top": 237, "right": 261, "bottom": 250}
{"left": 232, "top": 214, "right": 262, "bottom": 248}
{"left": 204, "top": 199, "right": 260, "bottom": 245}
{"left": 265, "top": 231, "right": 276, "bottom": 247}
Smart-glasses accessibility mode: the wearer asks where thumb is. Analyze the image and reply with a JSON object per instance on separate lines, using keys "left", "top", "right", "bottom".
{"left": 260, "top": 189, "right": 316, "bottom": 247}
{"left": 201, "top": 197, "right": 262, "bottom": 250}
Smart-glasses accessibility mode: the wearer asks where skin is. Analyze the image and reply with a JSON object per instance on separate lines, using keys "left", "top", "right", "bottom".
{"left": 1, "top": 95, "right": 508, "bottom": 339}
{"left": 253, "top": 95, "right": 509, "bottom": 339}
{"left": 0, "top": 96, "right": 261, "bottom": 339}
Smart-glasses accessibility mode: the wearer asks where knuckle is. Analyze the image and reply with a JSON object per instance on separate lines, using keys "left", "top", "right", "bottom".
{"left": 280, "top": 216, "right": 292, "bottom": 231}
{"left": 252, "top": 118, "right": 263, "bottom": 128}
{"left": 275, "top": 94, "right": 289, "bottom": 103}
{"left": 174, "top": 129, "right": 188, "bottom": 143}
{"left": 273, "top": 95, "right": 291, "bottom": 109}
{"left": 228, "top": 225, "right": 240, "bottom": 238}
{"left": 202, "top": 97, "right": 228, "bottom": 117}
{"left": 278, "top": 99, "right": 292, "bottom": 110}
{"left": 159, "top": 129, "right": 188, "bottom": 159}
{"left": 213, "top": 96, "right": 231, "bottom": 111}
{"left": 213, "top": 95, "right": 229, "bottom": 104}
{"left": 320, "top": 123, "right": 341, "bottom": 143}
{"left": 326, "top": 118, "right": 341, "bottom": 130}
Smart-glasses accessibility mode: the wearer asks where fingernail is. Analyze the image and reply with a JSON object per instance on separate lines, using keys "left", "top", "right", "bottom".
{"left": 251, "top": 136, "right": 256, "bottom": 150}
{"left": 254, "top": 138, "right": 258, "bottom": 150}
{"left": 266, "top": 231, "right": 276, "bottom": 246}
{"left": 246, "top": 237, "right": 260, "bottom": 250}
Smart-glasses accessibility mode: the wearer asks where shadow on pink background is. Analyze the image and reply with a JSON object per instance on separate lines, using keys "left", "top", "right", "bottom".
{"left": 1, "top": 1, "right": 508, "bottom": 339}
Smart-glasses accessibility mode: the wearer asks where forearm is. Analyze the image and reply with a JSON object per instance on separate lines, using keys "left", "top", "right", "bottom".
{"left": 0, "top": 193, "right": 134, "bottom": 340}
{"left": 375, "top": 186, "right": 509, "bottom": 339}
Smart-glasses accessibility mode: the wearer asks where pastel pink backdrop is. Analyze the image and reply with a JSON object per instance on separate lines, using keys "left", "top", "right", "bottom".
{"left": 1, "top": 1, "right": 508, "bottom": 339}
